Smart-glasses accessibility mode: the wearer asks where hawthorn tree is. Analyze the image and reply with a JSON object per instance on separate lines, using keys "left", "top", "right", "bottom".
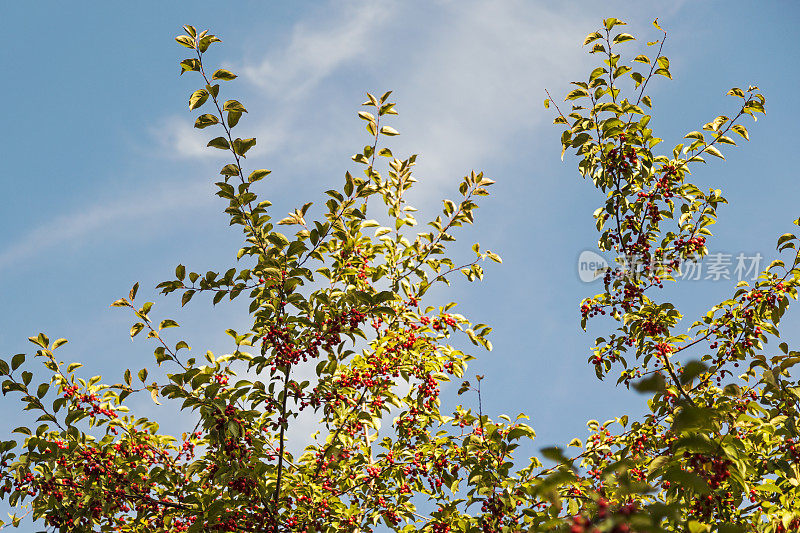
{"left": 1, "top": 17, "right": 800, "bottom": 533}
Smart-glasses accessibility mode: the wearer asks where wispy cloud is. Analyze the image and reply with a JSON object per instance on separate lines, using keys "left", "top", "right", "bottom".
{"left": 0, "top": 181, "right": 211, "bottom": 271}
{"left": 240, "top": 2, "right": 392, "bottom": 99}
{"left": 9, "top": 1, "right": 675, "bottom": 270}
{"left": 152, "top": 117, "right": 222, "bottom": 159}
{"left": 155, "top": 1, "right": 595, "bottom": 199}
{"left": 384, "top": 1, "right": 594, "bottom": 188}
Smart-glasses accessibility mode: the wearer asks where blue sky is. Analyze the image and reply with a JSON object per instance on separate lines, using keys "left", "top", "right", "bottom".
{"left": 2, "top": 0, "right": 800, "bottom": 525}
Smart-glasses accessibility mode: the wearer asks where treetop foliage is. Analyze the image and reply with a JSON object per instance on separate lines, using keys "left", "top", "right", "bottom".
{"left": 1, "top": 17, "right": 799, "bottom": 533}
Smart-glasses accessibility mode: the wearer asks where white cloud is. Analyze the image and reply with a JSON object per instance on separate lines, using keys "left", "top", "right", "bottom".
{"left": 152, "top": 117, "right": 220, "bottom": 159}
{"left": 0, "top": 181, "right": 211, "bottom": 271}
{"left": 156, "top": 1, "right": 596, "bottom": 198}
{"left": 9, "top": 1, "right": 684, "bottom": 271}
{"left": 240, "top": 2, "right": 391, "bottom": 99}
{"left": 386, "top": 1, "right": 594, "bottom": 189}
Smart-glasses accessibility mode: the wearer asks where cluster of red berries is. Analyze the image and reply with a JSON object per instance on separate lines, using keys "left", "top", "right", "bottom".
{"left": 63, "top": 385, "right": 118, "bottom": 420}
{"left": 641, "top": 317, "right": 667, "bottom": 337}
{"left": 23, "top": 427, "right": 194, "bottom": 530}
{"left": 673, "top": 235, "right": 706, "bottom": 256}
{"left": 685, "top": 452, "right": 736, "bottom": 520}
{"left": 261, "top": 308, "right": 366, "bottom": 369}
{"left": 569, "top": 498, "right": 636, "bottom": 533}
{"left": 605, "top": 140, "right": 637, "bottom": 174}
{"left": 581, "top": 299, "right": 605, "bottom": 319}
{"left": 478, "top": 492, "right": 521, "bottom": 532}
{"left": 431, "top": 314, "right": 457, "bottom": 331}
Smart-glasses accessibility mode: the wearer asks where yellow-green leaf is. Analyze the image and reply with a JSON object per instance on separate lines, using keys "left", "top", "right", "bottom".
{"left": 175, "top": 35, "right": 195, "bottom": 49}
{"left": 565, "top": 88, "right": 590, "bottom": 100}
{"left": 583, "top": 32, "right": 602, "bottom": 45}
{"left": 189, "top": 89, "right": 209, "bottom": 110}
{"left": 613, "top": 33, "right": 635, "bottom": 45}
{"left": 194, "top": 114, "right": 219, "bottom": 129}
{"left": 248, "top": 169, "right": 271, "bottom": 183}
{"left": 704, "top": 145, "right": 724, "bottom": 160}
{"left": 731, "top": 124, "right": 749, "bottom": 140}
{"left": 212, "top": 69, "right": 237, "bottom": 81}
{"left": 207, "top": 137, "right": 230, "bottom": 150}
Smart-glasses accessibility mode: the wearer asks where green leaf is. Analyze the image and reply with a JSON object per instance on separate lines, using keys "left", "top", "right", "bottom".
{"left": 379, "top": 126, "right": 399, "bottom": 136}
{"left": 704, "top": 145, "right": 724, "bottom": 160}
{"left": 731, "top": 124, "right": 749, "bottom": 140}
{"left": 189, "top": 89, "right": 209, "bottom": 110}
{"left": 179, "top": 58, "right": 200, "bottom": 74}
{"left": 197, "top": 34, "right": 222, "bottom": 53}
{"left": 227, "top": 110, "right": 243, "bottom": 128}
{"left": 194, "top": 114, "right": 219, "bottom": 129}
{"left": 223, "top": 100, "right": 247, "bottom": 113}
{"left": 486, "top": 251, "right": 502, "bottom": 263}
{"left": 612, "top": 33, "right": 635, "bottom": 44}
{"left": 633, "top": 373, "right": 665, "bottom": 393}
{"left": 130, "top": 323, "right": 145, "bottom": 338}
{"left": 11, "top": 353, "right": 25, "bottom": 372}
{"left": 565, "top": 88, "right": 590, "bottom": 100}
{"left": 248, "top": 169, "right": 272, "bottom": 183}
{"left": 207, "top": 137, "right": 230, "bottom": 150}
{"left": 52, "top": 338, "right": 68, "bottom": 349}
{"left": 680, "top": 360, "right": 708, "bottom": 385}
{"left": 220, "top": 164, "right": 240, "bottom": 176}
{"left": 181, "top": 291, "right": 194, "bottom": 307}
{"left": 688, "top": 521, "right": 711, "bottom": 533}
{"left": 129, "top": 282, "right": 139, "bottom": 300}
{"left": 583, "top": 32, "right": 602, "bottom": 45}
{"left": 29, "top": 333, "right": 49, "bottom": 348}
{"left": 755, "top": 482, "right": 781, "bottom": 494}
{"left": 233, "top": 138, "right": 256, "bottom": 156}
{"left": 159, "top": 319, "right": 179, "bottom": 330}
{"left": 212, "top": 69, "right": 237, "bottom": 81}
{"left": 175, "top": 35, "right": 195, "bottom": 49}
{"left": 540, "top": 446, "right": 572, "bottom": 464}
{"left": 664, "top": 468, "right": 710, "bottom": 495}
{"left": 671, "top": 406, "right": 715, "bottom": 433}
{"left": 654, "top": 67, "right": 671, "bottom": 79}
